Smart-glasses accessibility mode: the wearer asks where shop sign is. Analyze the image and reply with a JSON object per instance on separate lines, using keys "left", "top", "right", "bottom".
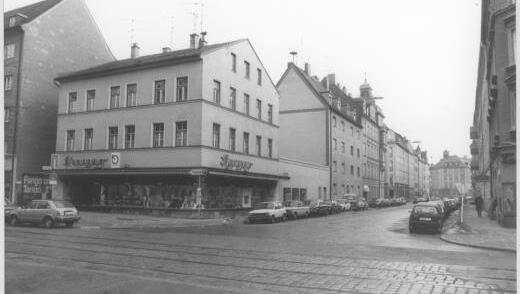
{"left": 22, "top": 174, "right": 51, "bottom": 204}
{"left": 63, "top": 156, "right": 108, "bottom": 168}
{"left": 110, "top": 152, "right": 121, "bottom": 168}
{"left": 219, "top": 154, "right": 253, "bottom": 172}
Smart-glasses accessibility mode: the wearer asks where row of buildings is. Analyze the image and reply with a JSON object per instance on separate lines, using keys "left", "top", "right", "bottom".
{"left": 470, "top": 0, "right": 515, "bottom": 227}
{"left": 4, "top": 0, "right": 432, "bottom": 213}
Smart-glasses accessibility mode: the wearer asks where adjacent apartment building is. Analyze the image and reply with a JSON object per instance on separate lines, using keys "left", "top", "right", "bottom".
{"left": 4, "top": 0, "right": 114, "bottom": 203}
{"left": 470, "top": 0, "right": 515, "bottom": 227}
{"left": 50, "top": 35, "right": 287, "bottom": 210}
{"left": 430, "top": 151, "right": 471, "bottom": 198}
{"left": 276, "top": 63, "right": 362, "bottom": 201}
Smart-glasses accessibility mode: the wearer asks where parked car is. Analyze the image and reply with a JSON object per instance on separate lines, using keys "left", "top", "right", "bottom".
{"left": 309, "top": 200, "right": 333, "bottom": 216}
{"left": 343, "top": 195, "right": 360, "bottom": 210}
{"left": 413, "top": 197, "right": 428, "bottom": 204}
{"left": 336, "top": 199, "right": 351, "bottom": 211}
{"left": 427, "top": 200, "right": 447, "bottom": 219}
{"left": 380, "top": 199, "right": 391, "bottom": 207}
{"left": 8, "top": 200, "right": 80, "bottom": 228}
{"left": 283, "top": 200, "right": 310, "bottom": 219}
{"left": 4, "top": 198, "right": 20, "bottom": 222}
{"left": 396, "top": 197, "right": 406, "bottom": 205}
{"left": 409, "top": 203, "right": 444, "bottom": 233}
{"left": 356, "top": 198, "right": 369, "bottom": 211}
{"left": 248, "top": 202, "right": 286, "bottom": 223}
{"left": 323, "top": 200, "right": 342, "bottom": 213}
{"left": 368, "top": 198, "right": 382, "bottom": 208}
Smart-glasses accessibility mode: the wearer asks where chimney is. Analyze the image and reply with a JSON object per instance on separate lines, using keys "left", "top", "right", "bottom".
{"left": 190, "top": 33, "right": 200, "bottom": 49}
{"left": 327, "top": 73, "right": 336, "bottom": 87}
{"left": 199, "top": 31, "right": 207, "bottom": 47}
{"left": 162, "top": 47, "right": 172, "bottom": 53}
{"left": 342, "top": 86, "right": 347, "bottom": 94}
{"left": 304, "top": 62, "right": 311, "bottom": 75}
{"left": 131, "top": 43, "right": 140, "bottom": 58}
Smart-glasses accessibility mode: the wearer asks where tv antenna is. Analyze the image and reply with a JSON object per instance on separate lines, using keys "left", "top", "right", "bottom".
{"left": 169, "top": 16, "right": 174, "bottom": 48}
{"left": 290, "top": 51, "right": 298, "bottom": 63}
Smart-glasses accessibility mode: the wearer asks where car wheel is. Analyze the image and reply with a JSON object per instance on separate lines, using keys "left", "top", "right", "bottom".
{"left": 270, "top": 215, "right": 276, "bottom": 223}
{"left": 9, "top": 215, "right": 18, "bottom": 226}
{"left": 281, "top": 215, "right": 286, "bottom": 222}
{"left": 409, "top": 225, "right": 415, "bottom": 233}
{"left": 293, "top": 212, "right": 298, "bottom": 219}
{"left": 43, "top": 217, "right": 54, "bottom": 229}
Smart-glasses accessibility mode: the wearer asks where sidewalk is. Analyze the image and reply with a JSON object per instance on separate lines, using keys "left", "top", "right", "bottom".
{"left": 77, "top": 211, "right": 231, "bottom": 229}
{"left": 440, "top": 205, "right": 516, "bottom": 252}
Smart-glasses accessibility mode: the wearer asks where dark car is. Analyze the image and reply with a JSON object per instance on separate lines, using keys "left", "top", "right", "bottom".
{"left": 355, "top": 198, "right": 369, "bottom": 211}
{"left": 309, "top": 200, "right": 333, "bottom": 216}
{"left": 324, "top": 200, "right": 342, "bottom": 213}
{"left": 368, "top": 198, "right": 382, "bottom": 208}
{"left": 409, "top": 203, "right": 444, "bottom": 233}
{"left": 380, "top": 199, "right": 391, "bottom": 207}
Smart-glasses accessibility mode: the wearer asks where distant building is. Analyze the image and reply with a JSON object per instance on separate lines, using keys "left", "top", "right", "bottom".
{"left": 51, "top": 35, "right": 286, "bottom": 210}
{"left": 470, "top": 0, "right": 515, "bottom": 227}
{"left": 342, "top": 80, "right": 385, "bottom": 200}
{"left": 430, "top": 151, "right": 471, "bottom": 198}
{"left": 4, "top": 0, "right": 114, "bottom": 203}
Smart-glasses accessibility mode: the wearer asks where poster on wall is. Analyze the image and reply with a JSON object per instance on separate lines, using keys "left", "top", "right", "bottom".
{"left": 22, "top": 174, "right": 51, "bottom": 205}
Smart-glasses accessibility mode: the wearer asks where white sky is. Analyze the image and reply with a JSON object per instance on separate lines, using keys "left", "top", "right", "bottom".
{"left": 6, "top": 0, "right": 481, "bottom": 163}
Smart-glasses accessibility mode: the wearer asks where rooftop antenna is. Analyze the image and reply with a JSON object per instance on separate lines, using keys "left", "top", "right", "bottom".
{"left": 130, "top": 18, "right": 135, "bottom": 45}
{"left": 199, "top": 2, "right": 204, "bottom": 32}
{"left": 364, "top": 72, "right": 367, "bottom": 83}
{"left": 169, "top": 16, "right": 174, "bottom": 48}
{"left": 290, "top": 51, "right": 298, "bottom": 64}
{"left": 191, "top": 7, "right": 198, "bottom": 33}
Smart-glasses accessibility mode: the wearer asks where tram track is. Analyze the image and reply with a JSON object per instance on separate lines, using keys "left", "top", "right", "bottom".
{"left": 6, "top": 231, "right": 516, "bottom": 292}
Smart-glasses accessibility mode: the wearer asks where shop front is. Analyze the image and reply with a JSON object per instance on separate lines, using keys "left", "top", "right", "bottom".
{"left": 48, "top": 149, "right": 287, "bottom": 218}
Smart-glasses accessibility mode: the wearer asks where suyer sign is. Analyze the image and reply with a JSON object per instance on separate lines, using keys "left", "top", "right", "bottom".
{"left": 219, "top": 154, "right": 253, "bottom": 172}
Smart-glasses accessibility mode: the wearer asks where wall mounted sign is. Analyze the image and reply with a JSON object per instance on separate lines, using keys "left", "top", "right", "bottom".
{"left": 219, "top": 154, "right": 253, "bottom": 172}
{"left": 110, "top": 152, "right": 121, "bottom": 168}
{"left": 22, "top": 174, "right": 51, "bottom": 204}
{"left": 63, "top": 156, "right": 108, "bottom": 168}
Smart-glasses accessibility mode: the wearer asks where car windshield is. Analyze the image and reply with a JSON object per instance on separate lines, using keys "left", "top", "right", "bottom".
{"left": 254, "top": 202, "right": 275, "bottom": 209}
{"left": 53, "top": 201, "right": 75, "bottom": 208}
{"left": 414, "top": 206, "right": 437, "bottom": 214}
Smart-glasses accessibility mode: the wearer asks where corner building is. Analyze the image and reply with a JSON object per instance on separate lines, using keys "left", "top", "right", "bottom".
{"left": 51, "top": 36, "right": 286, "bottom": 211}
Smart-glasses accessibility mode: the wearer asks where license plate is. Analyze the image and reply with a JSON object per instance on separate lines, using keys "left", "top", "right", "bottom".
{"left": 419, "top": 217, "right": 431, "bottom": 221}
{"left": 65, "top": 212, "right": 74, "bottom": 216}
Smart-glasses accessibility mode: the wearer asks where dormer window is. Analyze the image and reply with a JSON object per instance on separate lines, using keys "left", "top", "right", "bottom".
{"left": 8, "top": 16, "right": 17, "bottom": 27}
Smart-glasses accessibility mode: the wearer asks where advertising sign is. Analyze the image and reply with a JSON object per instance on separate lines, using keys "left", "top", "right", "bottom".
{"left": 110, "top": 152, "right": 121, "bottom": 168}
{"left": 22, "top": 174, "right": 51, "bottom": 204}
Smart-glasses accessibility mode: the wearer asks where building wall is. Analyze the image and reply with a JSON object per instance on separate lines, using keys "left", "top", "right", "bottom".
{"left": 277, "top": 158, "right": 329, "bottom": 201}
{"left": 7, "top": 0, "right": 114, "bottom": 203}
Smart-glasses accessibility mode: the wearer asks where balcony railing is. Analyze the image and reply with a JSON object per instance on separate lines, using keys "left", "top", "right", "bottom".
{"left": 470, "top": 126, "right": 478, "bottom": 139}
{"left": 470, "top": 141, "right": 479, "bottom": 155}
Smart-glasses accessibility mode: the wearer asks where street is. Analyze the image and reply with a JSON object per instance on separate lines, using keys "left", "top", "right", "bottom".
{"left": 5, "top": 205, "right": 516, "bottom": 294}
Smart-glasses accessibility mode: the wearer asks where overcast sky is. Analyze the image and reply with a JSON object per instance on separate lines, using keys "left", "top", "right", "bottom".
{"left": 6, "top": 0, "right": 481, "bottom": 163}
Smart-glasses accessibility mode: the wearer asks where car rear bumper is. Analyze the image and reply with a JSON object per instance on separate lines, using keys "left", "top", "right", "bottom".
{"left": 248, "top": 214, "right": 271, "bottom": 222}
{"left": 410, "top": 220, "right": 441, "bottom": 228}
{"left": 55, "top": 216, "right": 81, "bottom": 223}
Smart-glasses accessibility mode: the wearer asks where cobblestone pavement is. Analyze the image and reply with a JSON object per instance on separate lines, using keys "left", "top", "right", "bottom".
{"left": 5, "top": 205, "right": 516, "bottom": 294}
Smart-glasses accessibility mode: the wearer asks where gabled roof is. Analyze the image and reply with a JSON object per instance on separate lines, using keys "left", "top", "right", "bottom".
{"left": 276, "top": 63, "right": 362, "bottom": 128}
{"left": 55, "top": 39, "right": 246, "bottom": 82}
{"left": 4, "top": 0, "right": 63, "bottom": 28}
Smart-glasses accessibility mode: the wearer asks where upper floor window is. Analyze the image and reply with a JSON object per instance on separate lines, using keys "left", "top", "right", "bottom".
{"left": 229, "top": 128, "right": 236, "bottom": 151}
{"left": 267, "top": 104, "right": 273, "bottom": 123}
{"left": 257, "top": 68, "right": 262, "bottom": 85}
{"left": 176, "top": 121, "right": 188, "bottom": 146}
{"left": 84, "top": 128, "right": 93, "bottom": 150}
{"left": 110, "top": 86, "right": 120, "bottom": 109}
{"left": 333, "top": 161, "right": 337, "bottom": 172}
{"left": 244, "top": 61, "right": 250, "bottom": 79}
{"left": 8, "top": 16, "right": 17, "bottom": 27}
{"left": 126, "top": 84, "right": 137, "bottom": 107}
{"left": 212, "top": 123, "right": 220, "bottom": 148}
{"left": 350, "top": 165, "right": 354, "bottom": 175}
{"left": 125, "top": 125, "right": 135, "bottom": 149}
{"left": 341, "top": 121, "right": 345, "bottom": 131}
{"left": 350, "top": 145, "right": 354, "bottom": 156}
{"left": 86, "top": 89, "right": 96, "bottom": 111}
{"left": 4, "top": 75, "right": 12, "bottom": 91}
{"left": 341, "top": 142, "right": 345, "bottom": 153}
{"left": 154, "top": 80, "right": 165, "bottom": 104}
{"left": 333, "top": 116, "right": 336, "bottom": 127}
{"left": 509, "top": 28, "right": 516, "bottom": 65}
{"left": 66, "top": 130, "right": 75, "bottom": 151}
{"left": 231, "top": 53, "right": 237, "bottom": 72}
{"left": 108, "top": 126, "right": 118, "bottom": 150}
{"left": 229, "top": 87, "right": 236, "bottom": 110}
{"left": 256, "top": 135, "right": 261, "bottom": 156}
{"left": 68, "top": 92, "right": 77, "bottom": 113}
{"left": 342, "top": 162, "right": 346, "bottom": 174}
{"left": 333, "top": 138, "right": 337, "bottom": 151}
{"left": 213, "top": 80, "right": 221, "bottom": 104}
{"left": 176, "top": 77, "right": 188, "bottom": 102}
{"left": 268, "top": 138, "right": 273, "bottom": 158}
{"left": 152, "top": 123, "right": 164, "bottom": 148}
{"left": 244, "top": 93, "right": 250, "bottom": 115}
{"left": 256, "top": 99, "right": 262, "bottom": 120}
{"left": 243, "top": 132, "right": 249, "bottom": 154}
{"left": 4, "top": 44, "right": 15, "bottom": 59}
{"left": 4, "top": 108, "right": 11, "bottom": 122}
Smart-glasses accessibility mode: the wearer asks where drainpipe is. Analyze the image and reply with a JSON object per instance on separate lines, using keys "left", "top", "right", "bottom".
{"left": 328, "top": 109, "right": 332, "bottom": 200}
{"left": 11, "top": 29, "right": 25, "bottom": 204}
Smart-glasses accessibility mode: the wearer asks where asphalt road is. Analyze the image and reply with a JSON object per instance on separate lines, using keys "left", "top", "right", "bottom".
{"left": 5, "top": 204, "right": 516, "bottom": 294}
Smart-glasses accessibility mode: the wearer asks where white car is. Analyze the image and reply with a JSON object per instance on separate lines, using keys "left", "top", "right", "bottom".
{"left": 336, "top": 199, "right": 351, "bottom": 211}
{"left": 248, "top": 202, "right": 286, "bottom": 224}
